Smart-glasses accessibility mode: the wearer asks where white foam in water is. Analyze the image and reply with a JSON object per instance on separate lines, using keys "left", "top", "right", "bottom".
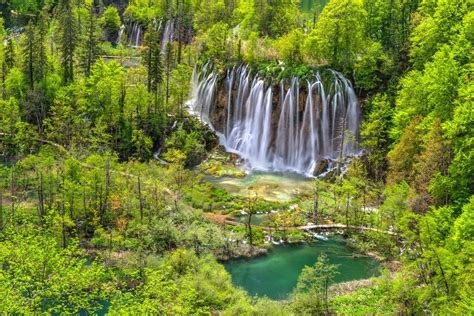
{"left": 188, "top": 64, "right": 361, "bottom": 176}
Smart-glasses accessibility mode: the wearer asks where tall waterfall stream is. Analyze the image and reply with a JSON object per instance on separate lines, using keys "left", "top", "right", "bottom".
{"left": 189, "top": 64, "right": 361, "bottom": 176}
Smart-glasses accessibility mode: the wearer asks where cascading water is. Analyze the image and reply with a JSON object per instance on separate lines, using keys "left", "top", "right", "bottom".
{"left": 189, "top": 65, "right": 361, "bottom": 176}
{"left": 126, "top": 19, "right": 174, "bottom": 50}
{"left": 161, "top": 19, "right": 175, "bottom": 51}
{"left": 127, "top": 21, "right": 142, "bottom": 47}
{"left": 115, "top": 24, "right": 125, "bottom": 46}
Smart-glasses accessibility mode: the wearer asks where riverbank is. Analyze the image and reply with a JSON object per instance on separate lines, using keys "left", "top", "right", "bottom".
{"left": 215, "top": 244, "right": 269, "bottom": 261}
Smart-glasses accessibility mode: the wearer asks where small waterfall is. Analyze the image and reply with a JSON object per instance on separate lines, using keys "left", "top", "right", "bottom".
{"left": 115, "top": 24, "right": 125, "bottom": 46}
{"left": 124, "top": 18, "right": 173, "bottom": 50}
{"left": 161, "top": 19, "right": 175, "bottom": 51}
{"left": 189, "top": 63, "right": 218, "bottom": 124}
{"left": 127, "top": 21, "right": 143, "bottom": 47}
{"left": 189, "top": 65, "right": 361, "bottom": 176}
{"left": 135, "top": 25, "right": 141, "bottom": 47}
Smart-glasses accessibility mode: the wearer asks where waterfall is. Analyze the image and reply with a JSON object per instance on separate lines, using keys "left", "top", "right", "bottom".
{"left": 125, "top": 18, "right": 173, "bottom": 50}
{"left": 127, "top": 21, "right": 143, "bottom": 47}
{"left": 189, "top": 65, "right": 361, "bottom": 176}
{"left": 189, "top": 63, "right": 218, "bottom": 124}
{"left": 161, "top": 19, "right": 175, "bottom": 51}
{"left": 115, "top": 24, "right": 125, "bottom": 46}
{"left": 135, "top": 25, "right": 141, "bottom": 47}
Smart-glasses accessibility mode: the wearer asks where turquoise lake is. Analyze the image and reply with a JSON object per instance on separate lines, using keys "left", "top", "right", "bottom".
{"left": 224, "top": 236, "right": 380, "bottom": 300}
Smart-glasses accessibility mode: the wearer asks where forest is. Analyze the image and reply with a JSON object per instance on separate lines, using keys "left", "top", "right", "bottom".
{"left": 0, "top": 0, "right": 472, "bottom": 314}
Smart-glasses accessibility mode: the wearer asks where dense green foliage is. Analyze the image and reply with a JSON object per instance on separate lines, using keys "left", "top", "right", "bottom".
{"left": 0, "top": 0, "right": 472, "bottom": 314}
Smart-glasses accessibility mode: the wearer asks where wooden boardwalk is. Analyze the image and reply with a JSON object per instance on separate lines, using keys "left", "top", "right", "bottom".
{"left": 224, "top": 219, "right": 396, "bottom": 235}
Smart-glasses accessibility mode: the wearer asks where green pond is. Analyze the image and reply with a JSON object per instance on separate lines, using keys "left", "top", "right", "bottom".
{"left": 224, "top": 236, "right": 380, "bottom": 300}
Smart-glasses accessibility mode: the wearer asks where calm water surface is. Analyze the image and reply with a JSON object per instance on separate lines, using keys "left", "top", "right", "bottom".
{"left": 205, "top": 170, "right": 313, "bottom": 202}
{"left": 224, "top": 236, "right": 380, "bottom": 300}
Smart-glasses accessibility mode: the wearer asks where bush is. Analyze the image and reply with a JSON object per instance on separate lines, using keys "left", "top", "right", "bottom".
{"left": 164, "top": 118, "right": 217, "bottom": 167}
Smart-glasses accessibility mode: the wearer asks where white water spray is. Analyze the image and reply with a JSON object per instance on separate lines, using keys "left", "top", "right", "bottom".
{"left": 189, "top": 65, "right": 361, "bottom": 176}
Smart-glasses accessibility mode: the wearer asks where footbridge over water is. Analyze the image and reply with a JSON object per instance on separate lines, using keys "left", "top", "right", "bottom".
{"left": 224, "top": 219, "right": 396, "bottom": 235}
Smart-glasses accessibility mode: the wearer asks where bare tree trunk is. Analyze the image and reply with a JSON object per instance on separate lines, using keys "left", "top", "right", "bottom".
{"left": 247, "top": 212, "right": 253, "bottom": 250}
{"left": 246, "top": 193, "right": 258, "bottom": 254}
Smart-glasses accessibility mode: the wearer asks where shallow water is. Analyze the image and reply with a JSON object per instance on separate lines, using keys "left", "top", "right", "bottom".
{"left": 204, "top": 170, "right": 313, "bottom": 202}
{"left": 233, "top": 213, "right": 274, "bottom": 226}
{"left": 224, "top": 236, "right": 380, "bottom": 300}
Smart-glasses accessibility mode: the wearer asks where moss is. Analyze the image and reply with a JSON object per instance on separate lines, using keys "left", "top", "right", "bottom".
{"left": 236, "top": 60, "right": 337, "bottom": 83}
{"left": 184, "top": 181, "right": 247, "bottom": 213}
{"left": 198, "top": 160, "right": 246, "bottom": 178}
